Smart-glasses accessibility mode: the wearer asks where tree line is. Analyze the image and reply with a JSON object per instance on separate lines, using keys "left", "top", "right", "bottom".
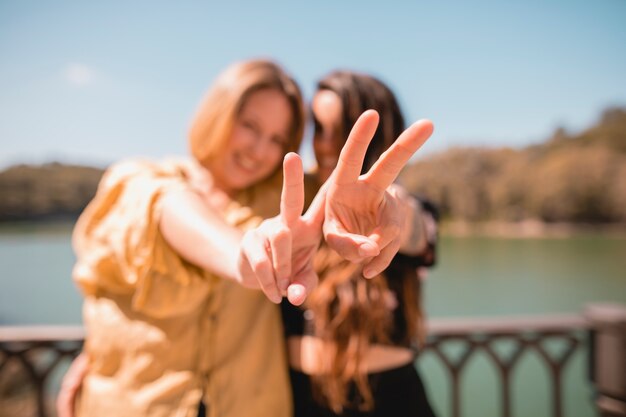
{"left": 399, "top": 107, "right": 626, "bottom": 223}
{"left": 1, "top": 107, "right": 625, "bottom": 224}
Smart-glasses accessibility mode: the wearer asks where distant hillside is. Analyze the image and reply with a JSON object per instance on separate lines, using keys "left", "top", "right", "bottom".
{"left": 0, "top": 163, "right": 104, "bottom": 222}
{"left": 399, "top": 107, "right": 626, "bottom": 223}
{"left": 1, "top": 107, "right": 625, "bottom": 224}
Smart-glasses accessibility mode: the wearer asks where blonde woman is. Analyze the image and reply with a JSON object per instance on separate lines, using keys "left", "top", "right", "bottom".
{"left": 68, "top": 59, "right": 305, "bottom": 417}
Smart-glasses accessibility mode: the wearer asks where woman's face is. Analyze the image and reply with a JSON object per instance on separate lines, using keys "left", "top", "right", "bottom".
{"left": 311, "top": 90, "right": 344, "bottom": 183}
{"left": 209, "top": 88, "right": 293, "bottom": 195}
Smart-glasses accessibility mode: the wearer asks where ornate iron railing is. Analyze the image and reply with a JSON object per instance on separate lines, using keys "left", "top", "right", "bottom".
{"left": 0, "top": 327, "right": 83, "bottom": 417}
{"left": 1, "top": 304, "right": 625, "bottom": 417}
{"left": 420, "top": 315, "right": 588, "bottom": 417}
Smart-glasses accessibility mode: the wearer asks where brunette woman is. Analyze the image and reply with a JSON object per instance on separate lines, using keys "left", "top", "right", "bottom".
{"left": 282, "top": 71, "right": 438, "bottom": 417}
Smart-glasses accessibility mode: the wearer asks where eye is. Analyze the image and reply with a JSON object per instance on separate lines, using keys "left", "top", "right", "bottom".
{"left": 271, "top": 135, "right": 289, "bottom": 148}
{"left": 240, "top": 119, "right": 260, "bottom": 134}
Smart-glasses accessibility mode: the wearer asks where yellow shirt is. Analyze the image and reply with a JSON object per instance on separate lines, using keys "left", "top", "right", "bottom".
{"left": 72, "top": 158, "right": 291, "bottom": 417}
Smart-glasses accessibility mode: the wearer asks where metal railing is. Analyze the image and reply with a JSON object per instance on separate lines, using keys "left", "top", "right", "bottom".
{"left": 1, "top": 304, "right": 625, "bottom": 417}
{"left": 0, "top": 327, "right": 83, "bottom": 417}
{"left": 421, "top": 315, "right": 588, "bottom": 417}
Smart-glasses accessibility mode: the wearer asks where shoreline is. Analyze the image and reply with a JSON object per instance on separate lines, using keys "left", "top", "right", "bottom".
{"left": 1, "top": 218, "right": 626, "bottom": 239}
{"left": 441, "top": 219, "right": 626, "bottom": 239}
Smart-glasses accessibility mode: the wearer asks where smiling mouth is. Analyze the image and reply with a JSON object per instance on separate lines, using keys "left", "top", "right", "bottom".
{"left": 234, "top": 153, "right": 259, "bottom": 172}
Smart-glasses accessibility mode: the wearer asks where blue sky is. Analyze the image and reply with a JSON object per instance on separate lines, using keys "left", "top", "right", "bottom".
{"left": 1, "top": 0, "right": 625, "bottom": 170}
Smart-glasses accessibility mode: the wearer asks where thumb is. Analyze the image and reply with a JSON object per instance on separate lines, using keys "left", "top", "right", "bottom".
{"left": 287, "top": 268, "right": 319, "bottom": 306}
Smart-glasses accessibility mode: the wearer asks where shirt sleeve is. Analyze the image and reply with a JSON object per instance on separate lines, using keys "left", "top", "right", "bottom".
{"left": 72, "top": 159, "right": 214, "bottom": 318}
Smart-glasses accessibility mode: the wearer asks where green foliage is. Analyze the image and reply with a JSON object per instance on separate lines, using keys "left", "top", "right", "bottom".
{"left": 400, "top": 107, "right": 626, "bottom": 223}
{"left": 0, "top": 162, "right": 104, "bottom": 221}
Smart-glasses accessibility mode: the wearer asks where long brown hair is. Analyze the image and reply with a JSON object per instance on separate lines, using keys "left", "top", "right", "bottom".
{"left": 306, "top": 71, "right": 425, "bottom": 413}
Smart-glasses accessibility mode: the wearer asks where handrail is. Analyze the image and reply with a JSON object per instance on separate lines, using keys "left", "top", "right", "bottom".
{"left": 0, "top": 314, "right": 588, "bottom": 342}
{"left": 0, "top": 326, "right": 84, "bottom": 342}
{"left": 1, "top": 305, "right": 624, "bottom": 417}
{"left": 427, "top": 313, "right": 589, "bottom": 335}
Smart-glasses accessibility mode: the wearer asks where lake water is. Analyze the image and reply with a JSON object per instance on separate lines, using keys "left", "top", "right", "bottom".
{"left": 1, "top": 223, "right": 625, "bottom": 416}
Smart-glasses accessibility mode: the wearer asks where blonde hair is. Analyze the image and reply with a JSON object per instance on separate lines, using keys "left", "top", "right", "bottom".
{"left": 189, "top": 59, "right": 305, "bottom": 173}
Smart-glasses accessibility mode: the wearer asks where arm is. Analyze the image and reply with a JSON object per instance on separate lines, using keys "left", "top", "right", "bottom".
{"left": 159, "top": 189, "right": 244, "bottom": 282}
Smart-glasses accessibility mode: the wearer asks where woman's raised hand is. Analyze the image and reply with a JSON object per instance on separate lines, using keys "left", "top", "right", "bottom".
{"left": 323, "top": 110, "right": 434, "bottom": 278}
{"left": 238, "top": 152, "right": 326, "bottom": 306}
{"left": 238, "top": 112, "right": 432, "bottom": 304}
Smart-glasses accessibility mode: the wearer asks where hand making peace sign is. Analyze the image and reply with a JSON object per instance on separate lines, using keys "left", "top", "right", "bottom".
{"left": 323, "top": 110, "right": 434, "bottom": 278}
{"left": 238, "top": 110, "right": 434, "bottom": 305}
{"left": 238, "top": 152, "right": 326, "bottom": 306}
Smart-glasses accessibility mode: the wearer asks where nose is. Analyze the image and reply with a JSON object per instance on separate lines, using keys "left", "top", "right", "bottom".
{"left": 314, "top": 131, "right": 335, "bottom": 155}
{"left": 248, "top": 134, "right": 274, "bottom": 160}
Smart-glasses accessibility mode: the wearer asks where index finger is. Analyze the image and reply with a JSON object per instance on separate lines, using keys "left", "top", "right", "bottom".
{"left": 333, "top": 110, "right": 379, "bottom": 186}
{"left": 281, "top": 152, "right": 305, "bottom": 225}
{"left": 364, "top": 119, "right": 434, "bottom": 191}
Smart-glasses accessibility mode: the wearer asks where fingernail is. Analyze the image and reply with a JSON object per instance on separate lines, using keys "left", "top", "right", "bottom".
{"left": 271, "top": 293, "right": 283, "bottom": 304}
{"left": 358, "top": 242, "right": 379, "bottom": 257}
{"left": 288, "top": 284, "right": 306, "bottom": 305}
{"left": 279, "top": 279, "right": 290, "bottom": 292}
{"left": 363, "top": 268, "right": 377, "bottom": 279}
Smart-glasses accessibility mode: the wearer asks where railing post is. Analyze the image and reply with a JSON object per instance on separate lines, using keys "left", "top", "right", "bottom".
{"left": 586, "top": 303, "right": 626, "bottom": 417}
